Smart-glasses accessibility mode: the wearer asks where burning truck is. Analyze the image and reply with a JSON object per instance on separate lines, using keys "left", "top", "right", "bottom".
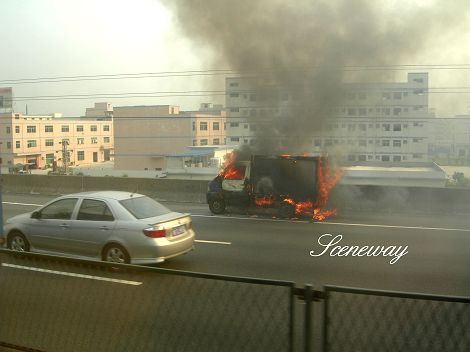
{"left": 206, "top": 153, "right": 343, "bottom": 220}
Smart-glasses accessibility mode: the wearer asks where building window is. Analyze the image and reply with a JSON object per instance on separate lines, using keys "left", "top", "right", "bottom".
{"left": 103, "top": 125, "right": 110, "bottom": 132}
{"left": 348, "top": 124, "right": 356, "bottom": 132}
{"left": 230, "top": 122, "right": 239, "bottom": 127}
{"left": 229, "top": 93, "right": 239, "bottom": 98}
{"left": 77, "top": 151, "right": 85, "bottom": 161}
{"left": 90, "top": 125, "right": 97, "bottom": 132}
{"left": 393, "top": 155, "right": 401, "bottom": 162}
{"left": 27, "top": 140, "right": 37, "bottom": 148}
{"left": 45, "top": 125, "right": 53, "bottom": 132}
{"left": 77, "top": 138, "right": 84, "bottom": 145}
{"left": 382, "top": 140, "right": 390, "bottom": 147}
{"left": 45, "top": 139, "right": 54, "bottom": 147}
{"left": 358, "top": 155, "right": 367, "bottom": 161}
{"left": 76, "top": 125, "right": 84, "bottom": 132}
{"left": 213, "top": 138, "right": 220, "bottom": 145}
{"left": 6, "top": 126, "right": 11, "bottom": 134}
{"left": 347, "top": 108, "right": 356, "bottom": 116}
{"left": 193, "top": 140, "right": 197, "bottom": 146}
{"left": 91, "top": 137, "right": 98, "bottom": 144}
{"left": 393, "top": 92, "right": 402, "bottom": 99}
{"left": 45, "top": 153, "right": 54, "bottom": 164}
{"left": 358, "top": 108, "right": 367, "bottom": 116}
{"left": 359, "top": 140, "right": 367, "bottom": 147}
{"left": 229, "top": 82, "right": 239, "bottom": 87}
{"left": 393, "top": 140, "right": 401, "bottom": 147}
{"left": 230, "top": 137, "right": 240, "bottom": 142}
{"left": 381, "top": 155, "right": 390, "bottom": 162}
{"left": 382, "top": 92, "right": 391, "bottom": 100}
{"left": 200, "top": 122, "right": 208, "bottom": 131}
{"left": 413, "top": 154, "right": 423, "bottom": 159}
{"left": 16, "top": 141, "right": 20, "bottom": 148}
{"left": 213, "top": 122, "right": 220, "bottom": 130}
{"left": 6, "top": 142, "right": 11, "bottom": 149}
{"left": 359, "top": 124, "right": 366, "bottom": 131}
{"left": 393, "top": 108, "right": 401, "bottom": 116}
{"left": 383, "top": 124, "right": 390, "bottom": 131}
{"left": 61, "top": 125, "right": 69, "bottom": 132}
{"left": 26, "top": 125, "right": 36, "bottom": 133}
{"left": 103, "top": 137, "right": 110, "bottom": 143}
{"left": 393, "top": 124, "right": 402, "bottom": 131}
{"left": 325, "top": 139, "right": 333, "bottom": 147}
{"left": 230, "top": 107, "right": 240, "bottom": 112}
{"left": 347, "top": 155, "right": 356, "bottom": 161}
{"left": 200, "top": 139, "right": 208, "bottom": 146}
{"left": 314, "top": 140, "right": 321, "bottom": 147}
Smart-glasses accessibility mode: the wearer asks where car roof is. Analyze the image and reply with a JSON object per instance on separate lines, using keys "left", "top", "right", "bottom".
{"left": 65, "top": 191, "right": 146, "bottom": 201}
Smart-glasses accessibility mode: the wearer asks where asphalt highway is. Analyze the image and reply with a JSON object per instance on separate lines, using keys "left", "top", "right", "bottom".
{"left": 2, "top": 193, "right": 469, "bottom": 297}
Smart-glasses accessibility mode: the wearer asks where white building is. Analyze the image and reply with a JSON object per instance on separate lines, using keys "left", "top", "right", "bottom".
{"left": 225, "top": 72, "right": 434, "bottom": 163}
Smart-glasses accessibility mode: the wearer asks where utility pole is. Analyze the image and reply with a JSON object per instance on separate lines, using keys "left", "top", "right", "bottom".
{"left": 61, "top": 140, "right": 69, "bottom": 174}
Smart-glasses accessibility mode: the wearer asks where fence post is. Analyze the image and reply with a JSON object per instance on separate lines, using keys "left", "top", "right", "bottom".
{"left": 304, "top": 284, "right": 313, "bottom": 352}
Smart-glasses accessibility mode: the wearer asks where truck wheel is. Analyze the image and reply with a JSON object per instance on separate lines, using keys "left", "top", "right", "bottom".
{"left": 279, "top": 204, "right": 295, "bottom": 218}
{"left": 209, "top": 199, "right": 226, "bottom": 214}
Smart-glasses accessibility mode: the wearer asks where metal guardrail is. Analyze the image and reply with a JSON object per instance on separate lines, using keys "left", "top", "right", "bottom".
{"left": 1, "top": 249, "right": 469, "bottom": 352}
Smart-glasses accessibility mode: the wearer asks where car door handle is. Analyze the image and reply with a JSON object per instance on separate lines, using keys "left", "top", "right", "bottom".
{"left": 60, "top": 223, "right": 69, "bottom": 229}
{"left": 100, "top": 226, "right": 110, "bottom": 230}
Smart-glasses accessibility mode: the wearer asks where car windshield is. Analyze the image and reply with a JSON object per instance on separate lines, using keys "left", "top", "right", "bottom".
{"left": 120, "top": 196, "right": 171, "bottom": 219}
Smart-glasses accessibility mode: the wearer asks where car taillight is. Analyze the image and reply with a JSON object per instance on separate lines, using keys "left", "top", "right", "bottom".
{"left": 143, "top": 228, "right": 167, "bottom": 238}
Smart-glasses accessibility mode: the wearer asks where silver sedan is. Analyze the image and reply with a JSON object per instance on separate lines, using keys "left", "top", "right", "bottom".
{"left": 2, "top": 191, "right": 195, "bottom": 264}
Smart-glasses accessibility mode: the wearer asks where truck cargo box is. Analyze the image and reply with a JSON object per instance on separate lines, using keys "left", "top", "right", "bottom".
{"left": 250, "top": 155, "right": 319, "bottom": 201}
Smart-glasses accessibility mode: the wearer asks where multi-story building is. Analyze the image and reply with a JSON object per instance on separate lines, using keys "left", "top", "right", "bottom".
{"left": 225, "top": 72, "right": 434, "bottom": 163}
{"left": 113, "top": 103, "right": 226, "bottom": 170}
{"left": 0, "top": 111, "right": 114, "bottom": 170}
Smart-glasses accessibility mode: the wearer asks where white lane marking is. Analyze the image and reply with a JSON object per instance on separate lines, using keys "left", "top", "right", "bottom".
{"left": 191, "top": 214, "right": 470, "bottom": 232}
{"left": 1, "top": 263, "right": 143, "bottom": 286}
{"left": 4, "top": 201, "right": 42, "bottom": 206}
{"left": 195, "top": 239, "right": 231, "bottom": 245}
{"left": 315, "top": 221, "right": 470, "bottom": 232}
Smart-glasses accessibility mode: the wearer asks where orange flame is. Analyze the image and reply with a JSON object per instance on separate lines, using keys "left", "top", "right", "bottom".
{"left": 223, "top": 166, "right": 245, "bottom": 180}
{"left": 255, "top": 197, "right": 274, "bottom": 206}
{"left": 280, "top": 157, "right": 343, "bottom": 221}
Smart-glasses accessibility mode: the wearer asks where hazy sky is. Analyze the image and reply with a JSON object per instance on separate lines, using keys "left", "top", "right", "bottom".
{"left": 1, "top": 0, "right": 470, "bottom": 117}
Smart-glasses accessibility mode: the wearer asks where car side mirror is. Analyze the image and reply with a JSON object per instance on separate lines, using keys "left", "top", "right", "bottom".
{"left": 31, "top": 211, "right": 41, "bottom": 219}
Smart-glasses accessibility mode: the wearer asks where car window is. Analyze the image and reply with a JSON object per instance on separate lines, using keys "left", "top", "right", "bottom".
{"left": 40, "top": 198, "right": 78, "bottom": 220}
{"left": 77, "top": 199, "right": 114, "bottom": 221}
{"left": 119, "top": 196, "right": 171, "bottom": 219}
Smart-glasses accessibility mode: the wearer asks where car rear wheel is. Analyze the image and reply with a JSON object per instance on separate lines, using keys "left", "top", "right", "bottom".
{"left": 279, "top": 203, "right": 295, "bottom": 218}
{"left": 209, "top": 199, "right": 226, "bottom": 214}
{"left": 102, "top": 244, "right": 130, "bottom": 264}
{"left": 8, "top": 232, "right": 30, "bottom": 252}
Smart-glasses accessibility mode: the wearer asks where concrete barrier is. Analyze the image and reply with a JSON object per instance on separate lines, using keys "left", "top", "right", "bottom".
{"left": 3, "top": 174, "right": 470, "bottom": 215}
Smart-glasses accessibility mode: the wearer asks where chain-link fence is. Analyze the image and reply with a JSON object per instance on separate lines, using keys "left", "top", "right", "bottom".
{"left": 0, "top": 249, "right": 295, "bottom": 352}
{"left": 1, "top": 249, "right": 470, "bottom": 352}
{"left": 322, "top": 286, "right": 470, "bottom": 352}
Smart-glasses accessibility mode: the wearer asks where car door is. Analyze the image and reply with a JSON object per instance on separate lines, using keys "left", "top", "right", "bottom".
{"left": 29, "top": 198, "right": 79, "bottom": 254}
{"left": 68, "top": 198, "right": 116, "bottom": 258}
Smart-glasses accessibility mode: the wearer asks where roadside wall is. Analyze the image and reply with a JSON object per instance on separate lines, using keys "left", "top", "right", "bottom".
{"left": 3, "top": 174, "right": 470, "bottom": 215}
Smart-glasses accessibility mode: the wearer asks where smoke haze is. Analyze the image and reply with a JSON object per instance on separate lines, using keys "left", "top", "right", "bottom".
{"left": 166, "top": 0, "right": 470, "bottom": 154}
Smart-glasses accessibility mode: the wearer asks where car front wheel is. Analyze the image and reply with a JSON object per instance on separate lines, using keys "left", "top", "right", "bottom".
{"left": 102, "top": 244, "right": 130, "bottom": 264}
{"left": 8, "top": 232, "right": 30, "bottom": 252}
{"left": 209, "top": 199, "right": 226, "bottom": 214}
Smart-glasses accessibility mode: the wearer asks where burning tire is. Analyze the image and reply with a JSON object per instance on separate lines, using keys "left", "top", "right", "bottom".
{"left": 279, "top": 203, "right": 295, "bottom": 218}
{"left": 209, "top": 199, "right": 226, "bottom": 214}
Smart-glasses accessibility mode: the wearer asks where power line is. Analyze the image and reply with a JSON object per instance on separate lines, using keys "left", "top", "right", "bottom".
{"left": 3, "top": 64, "right": 470, "bottom": 85}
